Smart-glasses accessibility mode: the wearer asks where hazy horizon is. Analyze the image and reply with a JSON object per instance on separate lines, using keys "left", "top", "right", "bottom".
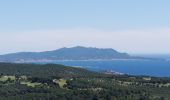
{"left": 0, "top": 0, "right": 170, "bottom": 54}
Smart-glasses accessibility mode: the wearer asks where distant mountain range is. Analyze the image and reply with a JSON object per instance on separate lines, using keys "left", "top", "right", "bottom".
{"left": 0, "top": 46, "right": 153, "bottom": 62}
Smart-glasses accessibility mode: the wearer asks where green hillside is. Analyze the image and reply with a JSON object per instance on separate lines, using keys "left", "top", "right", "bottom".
{"left": 0, "top": 63, "right": 169, "bottom": 100}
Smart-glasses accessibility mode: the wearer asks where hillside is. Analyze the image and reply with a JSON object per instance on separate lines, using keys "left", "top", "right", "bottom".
{"left": 0, "top": 63, "right": 169, "bottom": 100}
{"left": 0, "top": 63, "right": 101, "bottom": 78}
{"left": 0, "top": 46, "right": 133, "bottom": 62}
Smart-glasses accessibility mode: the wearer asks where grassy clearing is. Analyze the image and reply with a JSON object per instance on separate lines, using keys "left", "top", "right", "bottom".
{"left": 20, "top": 81, "right": 42, "bottom": 87}
{"left": 0, "top": 76, "right": 16, "bottom": 82}
{"left": 20, "top": 75, "right": 27, "bottom": 80}
{"left": 159, "top": 83, "right": 170, "bottom": 87}
{"left": 53, "top": 79, "right": 67, "bottom": 88}
{"left": 143, "top": 77, "right": 151, "bottom": 81}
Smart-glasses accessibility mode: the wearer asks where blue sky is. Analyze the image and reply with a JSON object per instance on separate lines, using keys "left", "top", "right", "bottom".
{"left": 0, "top": 0, "right": 170, "bottom": 54}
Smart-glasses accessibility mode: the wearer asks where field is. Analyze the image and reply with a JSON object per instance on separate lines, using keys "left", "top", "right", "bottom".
{"left": 0, "top": 76, "right": 16, "bottom": 82}
{"left": 20, "top": 81, "right": 42, "bottom": 87}
{"left": 53, "top": 79, "right": 67, "bottom": 88}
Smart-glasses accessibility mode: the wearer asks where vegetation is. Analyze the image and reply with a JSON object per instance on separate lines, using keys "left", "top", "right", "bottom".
{"left": 0, "top": 63, "right": 169, "bottom": 100}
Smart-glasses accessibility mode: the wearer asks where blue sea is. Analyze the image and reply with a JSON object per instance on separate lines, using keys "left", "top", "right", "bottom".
{"left": 37, "top": 59, "right": 170, "bottom": 77}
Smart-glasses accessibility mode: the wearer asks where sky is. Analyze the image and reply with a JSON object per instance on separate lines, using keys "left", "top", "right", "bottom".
{"left": 0, "top": 0, "right": 170, "bottom": 54}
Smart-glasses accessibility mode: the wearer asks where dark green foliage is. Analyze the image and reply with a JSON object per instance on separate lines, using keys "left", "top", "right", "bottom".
{"left": 0, "top": 63, "right": 102, "bottom": 78}
{"left": 0, "top": 63, "right": 169, "bottom": 100}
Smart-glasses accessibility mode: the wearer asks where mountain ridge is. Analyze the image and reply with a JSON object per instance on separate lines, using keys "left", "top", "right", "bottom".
{"left": 0, "top": 46, "right": 148, "bottom": 62}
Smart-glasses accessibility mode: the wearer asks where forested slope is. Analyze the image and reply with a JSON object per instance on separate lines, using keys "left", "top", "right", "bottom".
{"left": 0, "top": 63, "right": 169, "bottom": 100}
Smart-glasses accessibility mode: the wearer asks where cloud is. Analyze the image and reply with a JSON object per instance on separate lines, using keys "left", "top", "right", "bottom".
{"left": 0, "top": 28, "right": 170, "bottom": 54}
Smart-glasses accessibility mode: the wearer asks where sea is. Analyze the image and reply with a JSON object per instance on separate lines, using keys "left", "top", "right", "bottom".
{"left": 37, "top": 59, "right": 170, "bottom": 77}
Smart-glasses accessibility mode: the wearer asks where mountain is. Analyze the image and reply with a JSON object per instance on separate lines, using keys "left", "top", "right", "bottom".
{"left": 0, "top": 46, "right": 141, "bottom": 62}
